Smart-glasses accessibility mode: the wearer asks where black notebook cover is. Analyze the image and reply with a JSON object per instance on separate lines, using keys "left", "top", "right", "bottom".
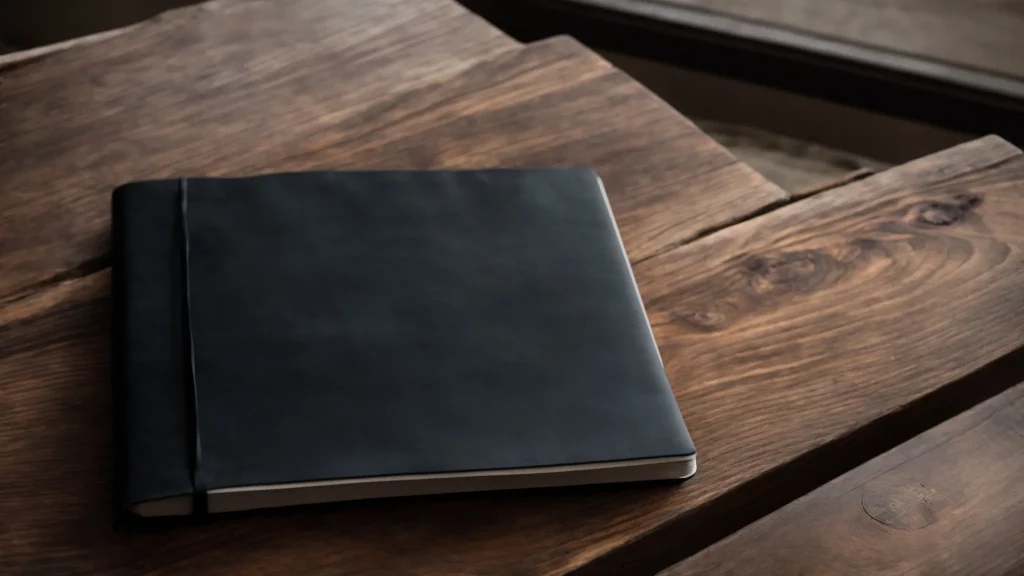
{"left": 112, "top": 168, "right": 695, "bottom": 518}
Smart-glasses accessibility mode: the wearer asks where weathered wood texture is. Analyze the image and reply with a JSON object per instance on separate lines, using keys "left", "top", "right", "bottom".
{"left": 4, "top": 0, "right": 1024, "bottom": 573}
{"left": 0, "top": 0, "right": 516, "bottom": 301}
{"left": 2, "top": 135, "right": 1022, "bottom": 574}
{"left": 610, "top": 134, "right": 1024, "bottom": 572}
{"left": 655, "top": 0, "right": 1024, "bottom": 80}
{"left": 664, "top": 381, "right": 1024, "bottom": 575}
{"left": 253, "top": 38, "right": 786, "bottom": 264}
{"left": 0, "top": 9, "right": 785, "bottom": 303}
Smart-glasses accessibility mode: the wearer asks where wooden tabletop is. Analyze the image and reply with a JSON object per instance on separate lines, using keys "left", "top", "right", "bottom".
{"left": 2, "top": 0, "right": 1023, "bottom": 574}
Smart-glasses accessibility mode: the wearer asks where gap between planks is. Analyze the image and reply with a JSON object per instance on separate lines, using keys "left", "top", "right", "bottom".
{"left": 0, "top": 160, "right": 806, "bottom": 320}
{"left": 631, "top": 135, "right": 1014, "bottom": 267}
{"left": 662, "top": 380, "right": 1024, "bottom": 575}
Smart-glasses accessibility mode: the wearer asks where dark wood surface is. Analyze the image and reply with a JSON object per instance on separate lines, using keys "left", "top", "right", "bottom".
{"left": 2, "top": 0, "right": 1024, "bottom": 574}
{"left": 580, "top": 135, "right": 1024, "bottom": 574}
{"left": 0, "top": 0, "right": 516, "bottom": 302}
{"left": 0, "top": 1, "right": 789, "bottom": 571}
{"left": 661, "top": 0, "right": 1024, "bottom": 80}
{"left": 463, "top": 0, "right": 1024, "bottom": 144}
{"left": 245, "top": 39, "right": 787, "bottom": 264}
{"left": 665, "top": 381, "right": 1024, "bottom": 575}
{"left": 3, "top": 134, "right": 1023, "bottom": 574}
{"left": 0, "top": 0, "right": 784, "bottom": 306}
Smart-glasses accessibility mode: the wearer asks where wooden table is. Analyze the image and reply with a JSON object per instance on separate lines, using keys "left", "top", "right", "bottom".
{"left": 2, "top": 0, "right": 1023, "bottom": 574}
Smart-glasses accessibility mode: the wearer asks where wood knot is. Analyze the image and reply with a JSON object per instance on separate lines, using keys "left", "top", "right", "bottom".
{"left": 681, "top": 310, "right": 728, "bottom": 332}
{"left": 744, "top": 250, "right": 833, "bottom": 295}
{"left": 913, "top": 193, "right": 982, "bottom": 226}
{"left": 861, "top": 481, "right": 956, "bottom": 530}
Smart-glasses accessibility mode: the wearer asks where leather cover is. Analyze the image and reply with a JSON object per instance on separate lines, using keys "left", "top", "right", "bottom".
{"left": 112, "top": 168, "right": 695, "bottom": 517}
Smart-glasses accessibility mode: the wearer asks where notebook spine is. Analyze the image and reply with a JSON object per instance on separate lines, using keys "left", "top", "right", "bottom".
{"left": 110, "top": 187, "right": 130, "bottom": 527}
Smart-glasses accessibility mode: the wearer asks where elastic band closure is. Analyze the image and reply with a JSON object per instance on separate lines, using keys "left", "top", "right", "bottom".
{"left": 179, "top": 177, "right": 208, "bottom": 517}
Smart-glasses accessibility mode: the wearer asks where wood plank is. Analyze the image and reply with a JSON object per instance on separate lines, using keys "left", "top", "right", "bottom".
{"left": 641, "top": 0, "right": 1024, "bottom": 81}
{"left": 0, "top": 26, "right": 785, "bottom": 302}
{"left": 607, "top": 134, "right": 1024, "bottom": 573}
{"left": 0, "top": 0, "right": 516, "bottom": 302}
{"left": 2, "top": 138, "right": 1022, "bottom": 575}
{"left": 663, "top": 381, "right": 1024, "bottom": 575}
{"left": 601, "top": 51, "right": 971, "bottom": 164}
{"left": 243, "top": 38, "right": 786, "bottom": 264}
{"left": 693, "top": 119, "right": 886, "bottom": 193}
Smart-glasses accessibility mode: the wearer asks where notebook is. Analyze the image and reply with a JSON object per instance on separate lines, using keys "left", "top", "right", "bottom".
{"left": 111, "top": 168, "right": 696, "bottom": 519}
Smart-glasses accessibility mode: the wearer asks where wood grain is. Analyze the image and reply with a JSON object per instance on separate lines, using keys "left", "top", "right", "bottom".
{"left": 0, "top": 0, "right": 516, "bottom": 301}
{"left": 664, "top": 381, "right": 1024, "bottom": 575}
{"left": 609, "top": 134, "right": 1024, "bottom": 572}
{"left": 648, "top": 0, "right": 1024, "bottom": 80}
{"left": 2, "top": 137, "right": 1022, "bottom": 575}
{"left": 242, "top": 37, "right": 786, "bottom": 264}
{"left": 0, "top": 18, "right": 785, "bottom": 302}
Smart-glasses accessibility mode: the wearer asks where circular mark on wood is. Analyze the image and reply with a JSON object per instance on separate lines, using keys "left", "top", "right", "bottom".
{"left": 861, "top": 482, "right": 953, "bottom": 530}
{"left": 681, "top": 310, "right": 728, "bottom": 332}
